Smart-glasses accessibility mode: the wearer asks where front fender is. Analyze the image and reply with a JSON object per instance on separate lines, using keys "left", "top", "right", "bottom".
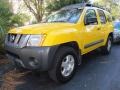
{"left": 42, "top": 29, "right": 82, "bottom": 50}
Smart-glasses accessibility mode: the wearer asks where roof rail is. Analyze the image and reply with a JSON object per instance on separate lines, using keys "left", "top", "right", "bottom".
{"left": 85, "top": 3, "right": 110, "bottom": 12}
{"left": 61, "top": 3, "right": 110, "bottom": 12}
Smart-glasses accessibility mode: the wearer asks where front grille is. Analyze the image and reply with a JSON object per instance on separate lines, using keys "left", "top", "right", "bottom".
{"left": 8, "top": 34, "right": 21, "bottom": 44}
{"left": 5, "top": 34, "right": 30, "bottom": 48}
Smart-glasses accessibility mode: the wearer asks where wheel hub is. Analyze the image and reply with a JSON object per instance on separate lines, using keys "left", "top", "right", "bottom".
{"left": 61, "top": 55, "right": 75, "bottom": 77}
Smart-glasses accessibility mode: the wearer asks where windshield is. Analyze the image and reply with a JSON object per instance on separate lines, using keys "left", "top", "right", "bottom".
{"left": 44, "top": 9, "right": 83, "bottom": 23}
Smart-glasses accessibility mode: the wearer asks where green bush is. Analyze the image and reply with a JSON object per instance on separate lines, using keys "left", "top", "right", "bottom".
{"left": 0, "top": 0, "right": 12, "bottom": 55}
{"left": 0, "top": 1, "right": 30, "bottom": 55}
{"left": 0, "top": 26, "right": 5, "bottom": 54}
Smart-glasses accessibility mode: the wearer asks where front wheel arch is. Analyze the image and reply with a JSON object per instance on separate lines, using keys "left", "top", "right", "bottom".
{"left": 58, "top": 41, "right": 82, "bottom": 65}
{"left": 48, "top": 46, "right": 79, "bottom": 83}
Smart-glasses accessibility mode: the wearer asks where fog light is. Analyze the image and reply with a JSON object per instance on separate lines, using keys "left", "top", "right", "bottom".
{"left": 29, "top": 57, "right": 39, "bottom": 67}
{"left": 15, "top": 58, "right": 25, "bottom": 68}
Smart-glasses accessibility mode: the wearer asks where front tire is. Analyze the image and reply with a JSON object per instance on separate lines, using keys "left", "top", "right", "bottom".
{"left": 48, "top": 46, "right": 79, "bottom": 83}
{"left": 101, "top": 36, "right": 112, "bottom": 55}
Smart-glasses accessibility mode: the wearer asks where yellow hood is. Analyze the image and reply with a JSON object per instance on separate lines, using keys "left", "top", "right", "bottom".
{"left": 9, "top": 23, "right": 75, "bottom": 34}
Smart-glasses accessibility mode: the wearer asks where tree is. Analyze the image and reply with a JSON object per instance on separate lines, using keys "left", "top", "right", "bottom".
{"left": 94, "top": 0, "right": 120, "bottom": 18}
{"left": 23, "top": 0, "right": 45, "bottom": 22}
{"left": 10, "top": 13, "right": 30, "bottom": 26}
{"left": 0, "top": 0, "right": 30, "bottom": 53}
{"left": 46, "top": 0, "right": 89, "bottom": 12}
{"left": 0, "top": 0, "right": 12, "bottom": 53}
{"left": 0, "top": 0, "right": 13, "bottom": 31}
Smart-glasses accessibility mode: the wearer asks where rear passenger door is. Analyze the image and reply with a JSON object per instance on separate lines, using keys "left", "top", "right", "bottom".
{"left": 97, "top": 9, "right": 107, "bottom": 42}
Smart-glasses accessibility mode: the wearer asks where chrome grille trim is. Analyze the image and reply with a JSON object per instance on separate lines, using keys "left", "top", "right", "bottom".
{"left": 19, "top": 35, "right": 30, "bottom": 48}
{"left": 8, "top": 34, "right": 16, "bottom": 43}
{"left": 5, "top": 34, "right": 29, "bottom": 48}
{"left": 14, "top": 34, "right": 21, "bottom": 44}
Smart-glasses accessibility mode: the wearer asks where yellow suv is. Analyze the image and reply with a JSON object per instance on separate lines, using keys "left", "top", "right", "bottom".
{"left": 5, "top": 3, "right": 113, "bottom": 83}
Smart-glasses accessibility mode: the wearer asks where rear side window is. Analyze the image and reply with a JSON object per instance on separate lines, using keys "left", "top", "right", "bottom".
{"left": 97, "top": 10, "right": 107, "bottom": 24}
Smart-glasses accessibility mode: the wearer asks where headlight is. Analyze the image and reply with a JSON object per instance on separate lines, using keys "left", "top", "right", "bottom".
{"left": 27, "top": 35, "right": 45, "bottom": 46}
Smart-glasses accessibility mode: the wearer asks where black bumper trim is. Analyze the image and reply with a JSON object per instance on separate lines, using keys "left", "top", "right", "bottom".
{"left": 5, "top": 45, "right": 59, "bottom": 71}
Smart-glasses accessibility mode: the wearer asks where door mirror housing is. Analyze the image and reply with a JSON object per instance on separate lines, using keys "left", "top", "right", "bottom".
{"left": 85, "top": 17, "right": 98, "bottom": 25}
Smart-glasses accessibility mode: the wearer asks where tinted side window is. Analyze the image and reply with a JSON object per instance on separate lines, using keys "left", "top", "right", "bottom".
{"left": 85, "top": 9, "right": 98, "bottom": 25}
{"left": 98, "top": 10, "right": 107, "bottom": 24}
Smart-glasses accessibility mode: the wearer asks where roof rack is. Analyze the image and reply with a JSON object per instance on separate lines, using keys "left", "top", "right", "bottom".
{"left": 61, "top": 3, "right": 110, "bottom": 12}
{"left": 86, "top": 3, "right": 110, "bottom": 12}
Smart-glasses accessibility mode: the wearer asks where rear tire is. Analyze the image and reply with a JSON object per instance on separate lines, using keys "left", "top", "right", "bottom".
{"left": 48, "top": 46, "right": 79, "bottom": 83}
{"left": 101, "top": 36, "right": 112, "bottom": 55}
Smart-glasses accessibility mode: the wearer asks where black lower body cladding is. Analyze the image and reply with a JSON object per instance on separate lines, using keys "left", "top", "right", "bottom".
{"left": 5, "top": 45, "right": 59, "bottom": 71}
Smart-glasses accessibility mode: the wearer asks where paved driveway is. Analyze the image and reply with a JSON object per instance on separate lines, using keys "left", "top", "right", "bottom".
{"left": 0, "top": 43, "right": 120, "bottom": 90}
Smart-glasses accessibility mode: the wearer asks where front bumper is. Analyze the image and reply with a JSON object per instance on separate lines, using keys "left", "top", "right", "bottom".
{"left": 5, "top": 45, "right": 58, "bottom": 71}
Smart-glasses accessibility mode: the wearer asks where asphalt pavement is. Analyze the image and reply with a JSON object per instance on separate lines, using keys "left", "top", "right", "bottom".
{"left": 0, "top": 43, "right": 120, "bottom": 90}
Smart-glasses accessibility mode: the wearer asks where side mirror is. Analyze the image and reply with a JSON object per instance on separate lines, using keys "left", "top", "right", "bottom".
{"left": 85, "top": 17, "right": 98, "bottom": 25}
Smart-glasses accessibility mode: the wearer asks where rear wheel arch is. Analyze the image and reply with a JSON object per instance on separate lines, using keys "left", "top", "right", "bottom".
{"left": 104, "top": 32, "right": 113, "bottom": 45}
{"left": 101, "top": 34, "right": 113, "bottom": 55}
{"left": 108, "top": 32, "right": 113, "bottom": 42}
